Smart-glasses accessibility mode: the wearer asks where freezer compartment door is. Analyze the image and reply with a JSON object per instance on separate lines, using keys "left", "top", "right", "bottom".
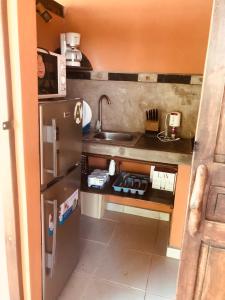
{"left": 39, "top": 99, "right": 82, "bottom": 186}
{"left": 41, "top": 166, "right": 81, "bottom": 300}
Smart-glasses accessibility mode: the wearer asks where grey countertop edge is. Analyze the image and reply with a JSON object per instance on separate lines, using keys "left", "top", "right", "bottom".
{"left": 82, "top": 142, "right": 193, "bottom": 165}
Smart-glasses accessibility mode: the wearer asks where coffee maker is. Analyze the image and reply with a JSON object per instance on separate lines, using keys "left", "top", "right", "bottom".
{"left": 60, "top": 32, "right": 82, "bottom": 67}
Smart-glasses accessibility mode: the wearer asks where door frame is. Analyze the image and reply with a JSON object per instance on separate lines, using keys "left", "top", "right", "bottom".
{"left": 0, "top": 0, "right": 22, "bottom": 299}
{"left": 3, "top": 0, "right": 42, "bottom": 299}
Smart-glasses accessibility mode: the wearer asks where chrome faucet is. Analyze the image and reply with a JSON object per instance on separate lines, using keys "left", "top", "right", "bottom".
{"left": 96, "top": 95, "right": 111, "bottom": 132}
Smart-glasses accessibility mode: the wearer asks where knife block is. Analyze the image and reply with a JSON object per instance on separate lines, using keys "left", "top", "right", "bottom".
{"left": 145, "top": 120, "right": 159, "bottom": 133}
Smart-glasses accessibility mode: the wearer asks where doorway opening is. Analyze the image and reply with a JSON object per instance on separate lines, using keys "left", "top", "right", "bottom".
{"left": 36, "top": 1, "right": 214, "bottom": 300}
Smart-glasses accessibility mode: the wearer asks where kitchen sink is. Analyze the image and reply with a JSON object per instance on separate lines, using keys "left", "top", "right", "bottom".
{"left": 83, "top": 130, "right": 142, "bottom": 147}
{"left": 93, "top": 131, "right": 134, "bottom": 142}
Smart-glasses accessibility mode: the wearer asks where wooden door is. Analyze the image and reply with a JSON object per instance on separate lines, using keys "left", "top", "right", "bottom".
{"left": 176, "top": 1, "right": 225, "bottom": 299}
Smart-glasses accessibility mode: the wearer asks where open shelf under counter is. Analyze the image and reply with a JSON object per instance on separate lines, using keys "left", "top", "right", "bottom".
{"left": 81, "top": 174, "right": 174, "bottom": 214}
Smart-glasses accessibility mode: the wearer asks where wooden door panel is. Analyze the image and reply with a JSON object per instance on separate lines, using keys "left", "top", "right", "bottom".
{"left": 177, "top": 1, "right": 225, "bottom": 299}
{"left": 203, "top": 221, "right": 225, "bottom": 248}
{"left": 194, "top": 243, "right": 209, "bottom": 300}
{"left": 206, "top": 186, "right": 225, "bottom": 222}
{"left": 195, "top": 245, "right": 225, "bottom": 300}
{"left": 215, "top": 92, "right": 225, "bottom": 163}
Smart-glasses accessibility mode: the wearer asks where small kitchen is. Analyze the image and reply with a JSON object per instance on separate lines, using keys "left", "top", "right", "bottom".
{"left": 36, "top": 1, "right": 212, "bottom": 300}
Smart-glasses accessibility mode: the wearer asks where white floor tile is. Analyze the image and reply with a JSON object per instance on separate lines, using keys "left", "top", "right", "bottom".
{"left": 146, "top": 255, "right": 179, "bottom": 299}
{"left": 83, "top": 278, "right": 145, "bottom": 300}
{"left": 109, "top": 222, "right": 158, "bottom": 254}
{"left": 59, "top": 212, "right": 178, "bottom": 300}
{"left": 76, "top": 239, "right": 107, "bottom": 274}
{"left": 58, "top": 271, "right": 90, "bottom": 300}
{"left": 80, "top": 215, "right": 116, "bottom": 244}
{"left": 95, "top": 246, "right": 151, "bottom": 290}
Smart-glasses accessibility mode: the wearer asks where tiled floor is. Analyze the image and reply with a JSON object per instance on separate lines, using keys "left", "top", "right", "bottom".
{"left": 59, "top": 211, "right": 179, "bottom": 300}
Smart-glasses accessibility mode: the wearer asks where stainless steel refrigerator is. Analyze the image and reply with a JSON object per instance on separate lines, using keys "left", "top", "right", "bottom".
{"left": 39, "top": 98, "right": 83, "bottom": 300}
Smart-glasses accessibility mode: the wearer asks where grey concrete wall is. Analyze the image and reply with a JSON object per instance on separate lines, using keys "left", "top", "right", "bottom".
{"left": 67, "top": 79, "right": 201, "bottom": 138}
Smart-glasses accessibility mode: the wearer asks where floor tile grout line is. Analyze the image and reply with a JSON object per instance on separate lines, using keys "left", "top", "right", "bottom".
{"left": 153, "top": 219, "right": 161, "bottom": 254}
{"left": 79, "top": 213, "right": 176, "bottom": 299}
{"left": 90, "top": 223, "right": 118, "bottom": 277}
{"left": 106, "top": 222, "right": 119, "bottom": 247}
{"left": 102, "top": 216, "right": 120, "bottom": 224}
{"left": 87, "top": 218, "right": 170, "bottom": 258}
{"left": 92, "top": 276, "right": 146, "bottom": 293}
{"left": 105, "top": 242, "right": 168, "bottom": 258}
{"left": 146, "top": 292, "right": 173, "bottom": 300}
{"left": 59, "top": 271, "right": 93, "bottom": 299}
{"left": 79, "top": 273, "right": 96, "bottom": 300}
{"left": 92, "top": 241, "right": 110, "bottom": 276}
{"left": 80, "top": 237, "right": 108, "bottom": 246}
{"left": 81, "top": 216, "right": 172, "bottom": 258}
{"left": 144, "top": 254, "right": 154, "bottom": 300}
{"left": 90, "top": 243, "right": 153, "bottom": 293}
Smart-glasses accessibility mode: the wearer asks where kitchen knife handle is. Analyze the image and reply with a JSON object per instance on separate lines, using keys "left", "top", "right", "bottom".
{"left": 153, "top": 109, "right": 155, "bottom": 121}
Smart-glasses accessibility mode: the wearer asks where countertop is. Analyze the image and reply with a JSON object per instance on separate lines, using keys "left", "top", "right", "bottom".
{"left": 136, "top": 134, "right": 193, "bottom": 154}
{"left": 82, "top": 132, "right": 193, "bottom": 165}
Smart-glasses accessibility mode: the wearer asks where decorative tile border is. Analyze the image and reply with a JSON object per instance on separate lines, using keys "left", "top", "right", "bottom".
{"left": 91, "top": 71, "right": 108, "bottom": 81}
{"left": 190, "top": 75, "right": 203, "bottom": 85}
{"left": 108, "top": 72, "right": 138, "bottom": 81}
{"left": 67, "top": 70, "right": 203, "bottom": 85}
{"left": 68, "top": 71, "right": 91, "bottom": 80}
{"left": 158, "top": 74, "right": 191, "bottom": 84}
{"left": 138, "top": 73, "right": 158, "bottom": 83}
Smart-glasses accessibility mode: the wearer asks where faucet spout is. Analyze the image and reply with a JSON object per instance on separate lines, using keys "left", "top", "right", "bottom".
{"left": 97, "top": 95, "right": 111, "bottom": 132}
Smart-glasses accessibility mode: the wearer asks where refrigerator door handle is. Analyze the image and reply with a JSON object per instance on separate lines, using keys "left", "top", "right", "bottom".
{"left": 52, "top": 119, "right": 58, "bottom": 178}
{"left": 40, "top": 106, "right": 44, "bottom": 185}
{"left": 43, "top": 119, "right": 58, "bottom": 178}
{"left": 43, "top": 199, "right": 58, "bottom": 278}
{"left": 40, "top": 110, "right": 58, "bottom": 182}
{"left": 41, "top": 195, "right": 46, "bottom": 298}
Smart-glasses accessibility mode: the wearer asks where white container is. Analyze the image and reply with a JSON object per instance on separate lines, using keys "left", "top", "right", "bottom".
{"left": 108, "top": 159, "right": 116, "bottom": 176}
{"left": 169, "top": 112, "right": 181, "bottom": 127}
{"left": 152, "top": 170, "right": 177, "bottom": 192}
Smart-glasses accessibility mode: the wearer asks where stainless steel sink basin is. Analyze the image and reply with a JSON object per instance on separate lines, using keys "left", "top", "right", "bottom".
{"left": 93, "top": 131, "right": 134, "bottom": 142}
{"left": 83, "top": 130, "right": 142, "bottom": 147}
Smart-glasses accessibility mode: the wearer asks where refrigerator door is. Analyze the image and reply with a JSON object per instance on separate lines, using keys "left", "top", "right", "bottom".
{"left": 39, "top": 98, "right": 83, "bottom": 188}
{"left": 41, "top": 166, "right": 81, "bottom": 300}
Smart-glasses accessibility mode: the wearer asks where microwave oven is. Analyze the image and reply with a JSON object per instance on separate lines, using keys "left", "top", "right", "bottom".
{"left": 37, "top": 48, "right": 66, "bottom": 99}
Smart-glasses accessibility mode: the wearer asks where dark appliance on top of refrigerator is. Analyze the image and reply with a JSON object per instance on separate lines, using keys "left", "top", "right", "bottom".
{"left": 39, "top": 98, "right": 83, "bottom": 300}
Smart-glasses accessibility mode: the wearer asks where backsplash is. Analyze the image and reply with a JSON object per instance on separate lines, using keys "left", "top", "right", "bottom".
{"left": 67, "top": 79, "right": 202, "bottom": 138}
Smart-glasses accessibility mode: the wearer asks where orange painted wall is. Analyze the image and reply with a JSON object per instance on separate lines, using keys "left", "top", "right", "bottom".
{"left": 170, "top": 165, "right": 191, "bottom": 249}
{"left": 37, "top": 13, "right": 66, "bottom": 51}
{"left": 37, "top": 0, "right": 212, "bottom": 73}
